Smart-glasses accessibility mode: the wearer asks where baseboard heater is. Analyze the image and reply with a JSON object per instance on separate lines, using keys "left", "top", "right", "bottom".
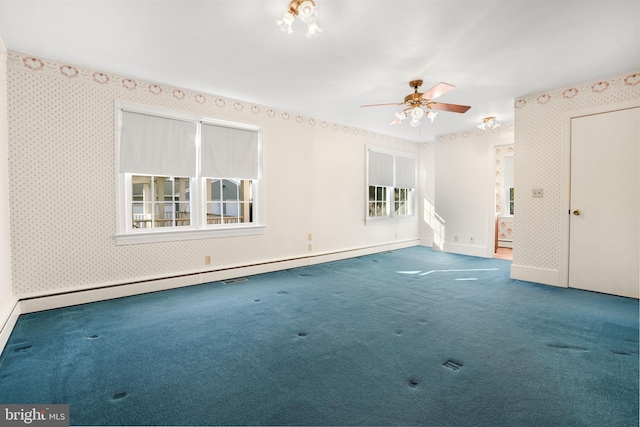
{"left": 18, "top": 239, "right": 420, "bottom": 315}
{"left": 498, "top": 240, "right": 513, "bottom": 248}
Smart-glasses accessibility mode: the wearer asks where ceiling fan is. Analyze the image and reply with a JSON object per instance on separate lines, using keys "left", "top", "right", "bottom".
{"left": 361, "top": 80, "right": 471, "bottom": 126}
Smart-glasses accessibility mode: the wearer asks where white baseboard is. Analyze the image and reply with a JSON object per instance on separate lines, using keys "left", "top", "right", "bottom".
{"left": 419, "top": 237, "right": 434, "bottom": 247}
{"left": 510, "top": 264, "right": 563, "bottom": 287}
{"left": 443, "top": 242, "right": 492, "bottom": 258}
{"left": 498, "top": 240, "right": 513, "bottom": 248}
{"left": 389, "top": 239, "right": 419, "bottom": 251}
{"left": 307, "top": 245, "right": 388, "bottom": 265}
{"left": 0, "top": 298, "right": 20, "bottom": 353}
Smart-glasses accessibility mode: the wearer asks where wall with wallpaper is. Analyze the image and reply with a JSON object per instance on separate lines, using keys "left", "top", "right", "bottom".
{"left": 425, "top": 124, "right": 514, "bottom": 257}
{"left": 0, "top": 41, "right": 14, "bottom": 325}
{"left": 6, "top": 51, "right": 419, "bottom": 298}
{"left": 512, "top": 70, "right": 640, "bottom": 285}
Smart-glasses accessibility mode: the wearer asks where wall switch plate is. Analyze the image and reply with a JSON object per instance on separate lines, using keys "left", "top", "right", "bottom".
{"left": 532, "top": 188, "right": 543, "bottom": 198}
{"left": 308, "top": 233, "right": 312, "bottom": 241}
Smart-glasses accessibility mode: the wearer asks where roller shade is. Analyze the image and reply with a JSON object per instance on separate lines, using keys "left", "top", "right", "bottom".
{"left": 368, "top": 150, "right": 394, "bottom": 187}
{"left": 201, "top": 124, "right": 259, "bottom": 179}
{"left": 395, "top": 156, "right": 416, "bottom": 188}
{"left": 120, "top": 111, "right": 197, "bottom": 177}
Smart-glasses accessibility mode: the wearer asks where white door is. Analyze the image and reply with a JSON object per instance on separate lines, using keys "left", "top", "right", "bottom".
{"left": 569, "top": 107, "right": 640, "bottom": 298}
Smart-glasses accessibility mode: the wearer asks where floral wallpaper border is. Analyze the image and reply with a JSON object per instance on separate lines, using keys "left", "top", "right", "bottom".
{"left": 434, "top": 123, "right": 515, "bottom": 143}
{"left": 514, "top": 71, "right": 640, "bottom": 109}
{"left": 8, "top": 51, "right": 419, "bottom": 148}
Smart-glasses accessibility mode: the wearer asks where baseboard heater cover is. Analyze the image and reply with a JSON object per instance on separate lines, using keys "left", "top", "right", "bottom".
{"left": 17, "top": 239, "right": 420, "bottom": 315}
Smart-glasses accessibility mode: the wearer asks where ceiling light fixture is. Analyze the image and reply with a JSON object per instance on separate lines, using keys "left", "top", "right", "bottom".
{"left": 400, "top": 106, "right": 439, "bottom": 127}
{"left": 362, "top": 80, "right": 470, "bottom": 127}
{"left": 478, "top": 116, "right": 500, "bottom": 130}
{"left": 409, "top": 106, "right": 425, "bottom": 127}
{"left": 277, "top": 0, "right": 322, "bottom": 38}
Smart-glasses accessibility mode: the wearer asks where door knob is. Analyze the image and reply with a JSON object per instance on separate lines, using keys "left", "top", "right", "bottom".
{"left": 573, "top": 209, "right": 581, "bottom": 216}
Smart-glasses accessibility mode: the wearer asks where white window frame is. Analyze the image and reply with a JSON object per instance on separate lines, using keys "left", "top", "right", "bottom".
{"left": 365, "top": 146, "right": 417, "bottom": 224}
{"left": 368, "top": 185, "right": 390, "bottom": 218}
{"left": 114, "top": 102, "right": 264, "bottom": 245}
{"left": 394, "top": 187, "right": 413, "bottom": 216}
{"left": 503, "top": 153, "right": 515, "bottom": 217}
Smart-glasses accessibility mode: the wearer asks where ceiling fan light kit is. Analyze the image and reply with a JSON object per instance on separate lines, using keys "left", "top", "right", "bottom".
{"left": 410, "top": 106, "right": 424, "bottom": 127}
{"left": 277, "top": 0, "right": 322, "bottom": 38}
{"left": 361, "top": 79, "right": 471, "bottom": 127}
{"left": 478, "top": 116, "right": 500, "bottom": 130}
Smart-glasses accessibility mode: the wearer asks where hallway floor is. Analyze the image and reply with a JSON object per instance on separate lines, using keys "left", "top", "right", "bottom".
{"left": 495, "top": 247, "right": 513, "bottom": 260}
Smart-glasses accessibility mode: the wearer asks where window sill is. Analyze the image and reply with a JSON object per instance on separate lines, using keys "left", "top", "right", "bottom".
{"left": 365, "top": 215, "right": 417, "bottom": 225}
{"left": 115, "top": 225, "right": 266, "bottom": 245}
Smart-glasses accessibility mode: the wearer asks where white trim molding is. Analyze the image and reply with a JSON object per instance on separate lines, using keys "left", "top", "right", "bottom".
{"left": 443, "top": 242, "right": 493, "bottom": 258}
{"left": 0, "top": 297, "right": 21, "bottom": 353}
{"left": 510, "top": 264, "right": 562, "bottom": 287}
{"left": 559, "top": 98, "right": 640, "bottom": 288}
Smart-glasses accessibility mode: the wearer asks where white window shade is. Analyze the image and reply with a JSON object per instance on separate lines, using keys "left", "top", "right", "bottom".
{"left": 120, "top": 111, "right": 197, "bottom": 176}
{"left": 368, "top": 151, "right": 394, "bottom": 187}
{"left": 395, "top": 156, "right": 416, "bottom": 188}
{"left": 201, "top": 124, "right": 259, "bottom": 179}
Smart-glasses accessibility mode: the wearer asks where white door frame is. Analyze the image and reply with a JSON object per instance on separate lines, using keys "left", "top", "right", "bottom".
{"left": 559, "top": 98, "right": 640, "bottom": 288}
{"left": 490, "top": 143, "right": 515, "bottom": 257}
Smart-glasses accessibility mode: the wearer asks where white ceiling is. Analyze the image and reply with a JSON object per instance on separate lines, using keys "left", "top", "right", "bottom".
{"left": 1, "top": 0, "right": 639, "bottom": 142}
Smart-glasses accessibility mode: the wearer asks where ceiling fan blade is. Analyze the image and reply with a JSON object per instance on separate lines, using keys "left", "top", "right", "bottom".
{"left": 421, "top": 82, "right": 455, "bottom": 100}
{"left": 361, "top": 102, "right": 404, "bottom": 108}
{"left": 428, "top": 102, "right": 471, "bottom": 113}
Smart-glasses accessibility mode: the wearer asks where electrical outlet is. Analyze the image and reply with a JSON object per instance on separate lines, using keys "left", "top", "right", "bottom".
{"left": 532, "top": 188, "right": 543, "bottom": 198}
{"left": 454, "top": 235, "right": 458, "bottom": 242}
{"left": 205, "top": 255, "right": 211, "bottom": 265}
{"left": 308, "top": 233, "right": 313, "bottom": 241}
{"left": 308, "top": 244, "right": 313, "bottom": 252}
{"left": 470, "top": 237, "right": 474, "bottom": 244}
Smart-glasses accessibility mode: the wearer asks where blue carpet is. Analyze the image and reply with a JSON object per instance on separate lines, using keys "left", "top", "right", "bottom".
{"left": 0, "top": 247, "right": 638, "bottom": 426}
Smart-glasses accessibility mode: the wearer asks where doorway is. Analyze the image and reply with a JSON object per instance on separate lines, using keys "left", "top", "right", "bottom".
{"left": 567, "top": 106, "right": 639, "bottom": 298}
{"left": 494, "top": 145, "right": 514, "bottom": 260}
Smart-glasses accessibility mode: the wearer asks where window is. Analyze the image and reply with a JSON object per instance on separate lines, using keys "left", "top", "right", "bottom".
{"left": 394, "top": 188, "right": 412, "bottom": 216}
{"left": 115, "top": 103, "right": 264, "bottom": 245}
{"left": 206, "top": 179, "right": 253, "bottom": 224}
{"left": 366, "top": 147, "right": 416, "bottom": 222}
{"left": 509, "top": 187, "right": 514, "bottom": 215}
{"left": 503, "top": 154, "right": 514, "bottom": 216}
{"left": 132, "top": 176, "right": 190, "bottom": 228}
{"left": 369, "top": 185, "right": 388, "bottom": 217}
{"left": 393, "top": 155, "right": 416, "bottom": 218}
